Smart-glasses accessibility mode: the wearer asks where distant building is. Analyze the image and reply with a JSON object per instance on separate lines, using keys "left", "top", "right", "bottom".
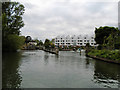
{"left": 54, "top": 34, "right": 98, "bottom": 47}
{"left": 29, "top": 41, "right": 37, "bottom": 46}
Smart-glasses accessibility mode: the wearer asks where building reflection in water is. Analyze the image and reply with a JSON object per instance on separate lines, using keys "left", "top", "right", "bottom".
{"left": 93, "top": 60, "right": 120, "bottom": 88}
{"left": 2, "top": 52, "right": 23, "bottom": 88}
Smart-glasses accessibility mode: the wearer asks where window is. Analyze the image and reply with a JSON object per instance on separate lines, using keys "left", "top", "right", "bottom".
{"left": 78, "top": 40, "right": 79, "bottom": 42}
{"left": 80, "top": 40, "right": 82, "bottom": 42}
{"left": 84, "top": 40, "right": 86, "bottom": 42}
{"left": 58, "top": 40, "right": 59, "bottom": 42}
{"left": 84, "top": 37, "right": 86, "bottom": 39}
{"left": 91, "top": 43, "right": 93, "bottom": 45}
{"left": 66, "top": 40, "right": 67, "bottom": 42}
{"left": 72, "top": 40, "right": 74, "bottom": 42}
{"left": 87, "top": 40, "right": 89, "bottom": 42}
{"left": 91, "top": 37, "right": 94, "bottom": 39}
{"left": 80, "top": 43, "right": 82, "bottom": 45}
{"left": 78, "top": 37, "right": 79, "bottom": 39}
{"left": 63, "top": 40, "right": 64, "bottom": 42}
{"left": 91, "top": 40, "right": 93, "bottom": 42}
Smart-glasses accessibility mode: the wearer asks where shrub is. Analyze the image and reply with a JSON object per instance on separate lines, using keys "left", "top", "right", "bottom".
{"left": 3, "top": 34, "right": 25, "bottom": 52}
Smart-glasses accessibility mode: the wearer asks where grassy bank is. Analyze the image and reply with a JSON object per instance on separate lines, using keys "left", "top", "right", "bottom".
{"left": 88, "top": 49, "right": 120, "bottom": 61}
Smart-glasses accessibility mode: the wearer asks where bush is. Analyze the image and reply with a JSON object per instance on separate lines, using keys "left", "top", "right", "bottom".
{"left": 88, "top": 49, "right": 120, "bottom": 61}
{"left": 3, "top": 34, "right": 25, "bottom": 52}
{"left": 97, "top": 45, "right": 102, "bottom": 50}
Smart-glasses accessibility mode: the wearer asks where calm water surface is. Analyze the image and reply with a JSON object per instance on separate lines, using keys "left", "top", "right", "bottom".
{"left": 2, "top": 50, "right": 120, "bottom": 88}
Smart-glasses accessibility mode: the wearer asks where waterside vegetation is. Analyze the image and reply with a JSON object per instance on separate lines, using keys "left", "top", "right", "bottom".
{"left": 86, "top": 26, "right": 120, "bottom": 64}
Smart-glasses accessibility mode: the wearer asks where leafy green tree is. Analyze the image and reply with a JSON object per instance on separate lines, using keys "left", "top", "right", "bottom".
{"left": 25, "top": 36, "right": 32, "bottom": 43}
{"left": 44, "top": 39, "right": 50, "bottom": 49}
{"left": 2, "top": 2, "right": 25, "bottom": 52}
{"left": 105, "top": 31, "right": 120, "bottom": 50}
{"left": 38, "top": 40, "right": 43, "bottom": 46}
{"left": 35, "top": 39, "right": 39, "bottom": 45}
{"left": 3, "top": 35, "right": 25, "bottom": 52}
{"left": 95, "top": 26, "right": 118, "bottom": 45}
{"left": 2, "top": 2, "right": 25, "bottom": 37}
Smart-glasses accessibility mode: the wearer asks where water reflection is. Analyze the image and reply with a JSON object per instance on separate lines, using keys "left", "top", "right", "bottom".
{"left": 2, "top": 50, "right": 120, "bottom": 88}
{"left": 85, "top": 58, "right": 90, "bottom": 69}
{"left": 44, "top": 53, "right": 49, "bottom": 65}
{"left": 93, "top": 60, "right": 120, "bottom": 88}
{"left": 2, "top": 52, "right": 22, "bottom": 88}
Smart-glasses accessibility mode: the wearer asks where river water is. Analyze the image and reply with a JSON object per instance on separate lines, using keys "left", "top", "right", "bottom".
{"left": 2, "top": 50, "right": 120, "bottom": 88}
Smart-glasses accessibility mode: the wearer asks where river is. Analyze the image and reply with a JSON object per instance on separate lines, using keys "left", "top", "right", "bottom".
{"left": 2, "top": 50, "right": 120, "bottom": 88}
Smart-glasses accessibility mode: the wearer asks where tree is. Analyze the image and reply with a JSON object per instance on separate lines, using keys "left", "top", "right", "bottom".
{"left": 2, "top": 2, "right": 25, "bottom": 37}
{"left": 95, "top": 26, "right": 118, "bottom": 45}
{"left": 25, "top": 36, "right": 32, "bottom": 43}
{"left": 3, "top": 35, "right": 25, "bottom": 52}
{"left": 44, "top": 39, "right": 50, "bottom": 49}
{"left": 105, "top": 30, "right": 120, "bottom": 50}
{"left": 38, "top": 40, "right": 43, "bottom": 46}
{"left": 2, "top": 2, "right": 25, "bottom": 52}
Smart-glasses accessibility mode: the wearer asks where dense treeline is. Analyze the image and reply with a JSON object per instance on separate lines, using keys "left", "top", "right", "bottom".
{"left": 87, "top": 26, "right": 120, "bottom": 61}
{"left": 2, "top": 2, "right": 25, "bottom": 52}
{"left": 95, "top": 26, "right": 120, "bottom": 50}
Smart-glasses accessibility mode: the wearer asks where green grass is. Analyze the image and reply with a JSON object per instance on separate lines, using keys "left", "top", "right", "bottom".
{"left": 88, "top": 49, "right": 120, "bottom": 61}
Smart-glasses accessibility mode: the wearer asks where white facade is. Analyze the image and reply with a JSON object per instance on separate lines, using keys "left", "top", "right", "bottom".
{"left": 54, "top": 34, "right": 98, "bottom": 47}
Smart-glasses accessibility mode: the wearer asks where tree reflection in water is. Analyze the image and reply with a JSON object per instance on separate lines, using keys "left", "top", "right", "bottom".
{"left": 93, "top": 60, "right": 120, "bottom": 88}
{"left": 2, "top": 52, "right": 23, "bottom": 88}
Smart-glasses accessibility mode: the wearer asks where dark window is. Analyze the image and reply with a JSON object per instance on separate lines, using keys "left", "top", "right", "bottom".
{"left": 84, "top": 37, "right": 86, "bottom": 39}
{"left": 80, "top": 40, "right": 82, "bottom": 42}
{"left": 87, "top": 40, "right": 89, "bottom": 42}
{"left": 84, "top": 40, "right": 86, "bottom": 42}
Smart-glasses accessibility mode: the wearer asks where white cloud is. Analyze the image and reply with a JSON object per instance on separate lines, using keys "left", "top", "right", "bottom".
{"left": 12, "top": 0, "right": 119, "bottom": 41}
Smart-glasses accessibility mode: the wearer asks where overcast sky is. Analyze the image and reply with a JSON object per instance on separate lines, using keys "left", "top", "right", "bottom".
{"left": 12, "top": 0, "right": 119, "bottom": 41}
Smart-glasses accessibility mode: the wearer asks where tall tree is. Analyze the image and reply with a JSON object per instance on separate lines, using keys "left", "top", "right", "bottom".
{"left": 95, "top": 26, "right": 118, "bottom": 45}
{"left": 44, "top": 39, "right": 50, "bottom": 49}
{"left": 2, "top": 2, "right": 25, "bottom": 52}
{"left": 2, "top": 2, "right": 25, "bottom": 37}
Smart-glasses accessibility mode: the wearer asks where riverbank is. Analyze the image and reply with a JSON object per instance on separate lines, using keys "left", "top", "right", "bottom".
{"left": 87, "top": 49, "right": 120, "bottom": 64}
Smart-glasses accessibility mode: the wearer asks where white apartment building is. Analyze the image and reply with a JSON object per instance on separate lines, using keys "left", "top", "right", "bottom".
{"left": 54, "top": 34, "right": 98, "bottom": 47}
